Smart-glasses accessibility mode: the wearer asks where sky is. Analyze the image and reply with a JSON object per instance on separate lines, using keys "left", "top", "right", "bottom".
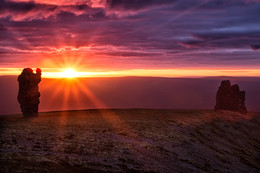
{"left": 0, "top": 0, "right": 260, "bottom": 77}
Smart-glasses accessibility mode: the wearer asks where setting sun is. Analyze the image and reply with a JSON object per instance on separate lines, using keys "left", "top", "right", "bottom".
{"left": 60, "top": 68, "right": 78, "bottom": 78}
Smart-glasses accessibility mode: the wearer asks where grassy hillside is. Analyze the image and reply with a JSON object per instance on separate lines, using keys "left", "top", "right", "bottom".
{"left": 0, "top": 109, "right": 259, "bottom": 172}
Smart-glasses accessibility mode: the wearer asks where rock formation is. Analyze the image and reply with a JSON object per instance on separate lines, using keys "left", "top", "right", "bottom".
{"left": 215, "top": 80, "right": 247, "bottom": 113}
{"left": 17, "top": 68, "right": 42, "bottom": 117}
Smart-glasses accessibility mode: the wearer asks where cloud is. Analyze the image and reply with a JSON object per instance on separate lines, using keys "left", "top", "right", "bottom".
{"left": 0, "top": 0, "right": 104, "bottom": 21}
{"left": 0, "top": 0, "right": 260, "bottom": 69}
{"left": 0, "top": 0, "right": 57, "bottom": 16}
{"left": 179, "top": 25, "right": 260, "bottom": 50}
{"left": 250, "top": 45, "right": 260, "bottom": 50}
{"left": 106, "top": 0, "right": 175, "bottom": 10}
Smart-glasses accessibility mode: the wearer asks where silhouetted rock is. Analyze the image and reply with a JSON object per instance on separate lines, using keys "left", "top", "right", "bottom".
{"left": 215, "top": 80, "right": 247, "bottom": 113}
{"left": 17, "top": 68, "right": 41, "bottom": 117}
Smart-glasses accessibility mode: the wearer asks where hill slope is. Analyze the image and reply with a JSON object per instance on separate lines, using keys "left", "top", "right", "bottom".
{"left": 0, "top": 109, "right": 259, "bottom": 172}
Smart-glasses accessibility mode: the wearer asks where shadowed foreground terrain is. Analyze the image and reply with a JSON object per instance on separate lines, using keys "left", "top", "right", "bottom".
{"left": 0, "top": 109, "right": 259, "bottom": 173}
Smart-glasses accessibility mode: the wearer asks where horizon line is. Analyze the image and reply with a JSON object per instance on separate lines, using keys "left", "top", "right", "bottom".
{"left": 1, "top": 68, "right": 260, "bottom": 78}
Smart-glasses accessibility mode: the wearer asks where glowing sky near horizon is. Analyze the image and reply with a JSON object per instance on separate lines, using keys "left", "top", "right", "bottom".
{"left": 0, "top": 0, "right": 260, "bottom": 77}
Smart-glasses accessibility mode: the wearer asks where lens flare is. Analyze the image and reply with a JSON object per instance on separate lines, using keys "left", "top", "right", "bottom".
{"left": 59, "top": 68, "right": 78, "bottom": 78}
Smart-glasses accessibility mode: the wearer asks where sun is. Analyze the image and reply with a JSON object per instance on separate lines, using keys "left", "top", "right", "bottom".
{"left": 60, "top": 68, "right": 78, "bottom": 78}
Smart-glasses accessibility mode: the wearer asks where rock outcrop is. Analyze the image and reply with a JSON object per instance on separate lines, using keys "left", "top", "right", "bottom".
{"left": 215, "top": 80, "right": 247, "bottom": 113}
{"left": 17, "top": 68, "right": 42, "bottom": 117}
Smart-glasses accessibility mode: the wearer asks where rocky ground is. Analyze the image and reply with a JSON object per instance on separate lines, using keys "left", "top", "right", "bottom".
{"left": 0, "top": 109, "right": 259, "bottom": 173}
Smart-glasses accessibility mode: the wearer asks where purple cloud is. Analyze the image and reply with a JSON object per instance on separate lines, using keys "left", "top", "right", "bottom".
{"left": 0, "top": 0, "right": 260, "bottom": 69}
{"left": 250, "top": 45, "right": 260, "bottom": 50}
{"left": 106, "top": 0, "right": 175, "bottom": 10}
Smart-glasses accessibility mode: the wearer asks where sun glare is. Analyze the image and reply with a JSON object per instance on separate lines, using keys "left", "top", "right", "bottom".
{"left": 60, "top": 68, "right": 78, "bottom": 78}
